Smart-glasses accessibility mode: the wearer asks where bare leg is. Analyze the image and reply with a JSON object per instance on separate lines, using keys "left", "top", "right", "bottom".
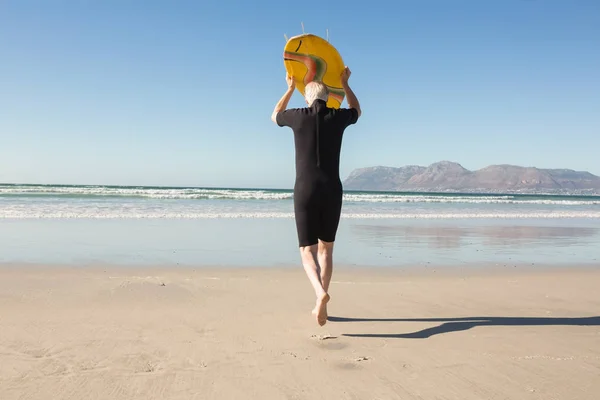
{"left": 317, "top": 239, "right": 334, "bottom": 293}
{"left": 299, "top": 245, "right": 329, "bottom": 326}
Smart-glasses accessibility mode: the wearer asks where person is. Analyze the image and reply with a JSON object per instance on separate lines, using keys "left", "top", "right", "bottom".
{"left": 271, "top": 67, "right": 361, "bottom": 326}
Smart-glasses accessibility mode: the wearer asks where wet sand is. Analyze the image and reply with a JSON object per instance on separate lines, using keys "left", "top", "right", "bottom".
{"left": 1, "top": 264, "right": 599, "bottom": 399}
{"left": 2, "top": 218, "right": 599, "bottom": 267}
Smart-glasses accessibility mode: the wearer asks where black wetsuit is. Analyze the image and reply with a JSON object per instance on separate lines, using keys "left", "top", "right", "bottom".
{"left": 276, "top": 99, "right": 359, "bottom": 247}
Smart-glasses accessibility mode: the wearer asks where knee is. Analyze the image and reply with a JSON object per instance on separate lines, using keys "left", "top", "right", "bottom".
{"left": 299, "top": 244, "right": 318, "bottom": 258}
{"left": 318, "top": 240, "right": 334, "bottom": 257}
{"left": 299, "top": 246, "right": 312, "bottom": 255}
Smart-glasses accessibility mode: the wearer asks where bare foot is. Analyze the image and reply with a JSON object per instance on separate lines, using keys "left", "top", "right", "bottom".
{"left": 315, "top": 293, "right": 330, "bottom": 326}
{"left": 311, "top": 304, "right": 326, "bottom": 317}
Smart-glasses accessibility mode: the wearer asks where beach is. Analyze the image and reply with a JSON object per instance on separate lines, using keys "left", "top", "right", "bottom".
{"left": 1, "top": 264, "right": 599, "bottom": 399}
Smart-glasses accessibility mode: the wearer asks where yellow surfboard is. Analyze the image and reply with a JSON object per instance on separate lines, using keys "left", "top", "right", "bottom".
{"left": 283, "top": 33, "right": 346, "bottom": 109}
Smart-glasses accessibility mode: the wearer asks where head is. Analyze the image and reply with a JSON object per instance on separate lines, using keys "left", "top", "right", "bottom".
{"left": 304, "top": 81, "right": 329, "bottom": 106}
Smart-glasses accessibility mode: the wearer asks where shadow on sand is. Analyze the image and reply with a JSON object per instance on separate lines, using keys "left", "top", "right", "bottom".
{"left": 327, "top": 316, "right": 600, "bottom": 339}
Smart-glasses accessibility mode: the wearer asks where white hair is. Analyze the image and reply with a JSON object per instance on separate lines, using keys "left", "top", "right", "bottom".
{"left": 304, "top": 81, "right": 329, "bottom": 105}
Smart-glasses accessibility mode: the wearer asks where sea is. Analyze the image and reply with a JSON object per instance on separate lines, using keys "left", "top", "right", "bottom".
{"left": 1, "top": 184, "right": 600, "bottom": 267}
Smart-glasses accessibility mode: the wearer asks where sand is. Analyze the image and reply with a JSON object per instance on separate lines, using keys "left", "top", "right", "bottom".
{"left": 1, "top": 264, "right": 599, "bottom": 400}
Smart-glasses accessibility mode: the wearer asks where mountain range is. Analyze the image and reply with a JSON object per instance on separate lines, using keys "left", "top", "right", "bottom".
{"left": 343, "top": 161, "right": 600, "bottom": 194}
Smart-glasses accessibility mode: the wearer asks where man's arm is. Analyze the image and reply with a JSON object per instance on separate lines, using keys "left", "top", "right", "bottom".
{"left": 271, "top": 74, "right": 296, "bottom": 124}
{"left": 341, "top": 67, "right": 361, "bottom": 117}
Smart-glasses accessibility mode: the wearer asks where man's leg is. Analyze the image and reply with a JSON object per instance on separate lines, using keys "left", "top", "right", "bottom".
{"left": 299, "top": 244, "right": 329, "bottom": 326}
{"left": 317, "top": 184, "right": 342, "bottom": 297}
{"left": 317, "top": 239, "right": 334, "bottom": 293}
{"left": 294, "top": 183, "right": 330, "bottom": 327}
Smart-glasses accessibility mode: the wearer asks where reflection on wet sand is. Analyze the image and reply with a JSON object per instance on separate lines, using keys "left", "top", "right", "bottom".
{"left": 351, "top": 223, "right": 599, "bottom": 250}
{"left": 477, "top": 225, "right": 598, "bottom": 247}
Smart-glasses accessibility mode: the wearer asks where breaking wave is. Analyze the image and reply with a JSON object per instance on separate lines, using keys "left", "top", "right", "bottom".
{"left": 2, "top": 211, "right": 600, "bottom": 219}
{"left": 2, "top": 184, "right": 600, "bottom": 205}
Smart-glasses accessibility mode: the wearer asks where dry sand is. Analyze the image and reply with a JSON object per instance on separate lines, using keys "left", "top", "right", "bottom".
{"left": 1, "top": 264, "right": 599, "bottom": 399}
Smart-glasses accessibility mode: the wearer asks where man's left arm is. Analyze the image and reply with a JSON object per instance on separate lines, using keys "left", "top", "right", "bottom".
{"left": 271, "top": 74, "right": 296, "bottom": 126}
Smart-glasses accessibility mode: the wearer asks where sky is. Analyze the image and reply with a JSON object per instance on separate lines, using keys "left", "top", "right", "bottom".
{"left": 1, "top": 0, "right": 599, "bottom": 188}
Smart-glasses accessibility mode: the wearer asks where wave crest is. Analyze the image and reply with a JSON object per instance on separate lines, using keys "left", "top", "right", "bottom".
{"left": 2, "top": 185, "right": 600, "bottom": 205}
{"left": 2, "top": 211, "right": 600, "bottom": 219}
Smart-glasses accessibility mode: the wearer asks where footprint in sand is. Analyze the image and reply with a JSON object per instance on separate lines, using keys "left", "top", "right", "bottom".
{"left": 334, "top": 356, "right": 372, "bottom": 370}
{"left": 310, "top": 334, "right": 347, "bottom": 350}
{"left": 310, "top": 334, "right": 337, "bottom": 341}
{"left": 282, "top": 351, "right": 310, "bottom": 361}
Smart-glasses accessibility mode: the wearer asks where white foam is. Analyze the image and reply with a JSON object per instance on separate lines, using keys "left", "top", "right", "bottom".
{"left": 0, "top": 186, "right": 293, "bottom": 200}
{"left": 343, "top": 194, "right": 600, "bottom": 205}
{"left": 2, "top": 185, "right": 599, "bottom": 205}
{"left": 2, "top": 211, "right": 600, "bottom": 219}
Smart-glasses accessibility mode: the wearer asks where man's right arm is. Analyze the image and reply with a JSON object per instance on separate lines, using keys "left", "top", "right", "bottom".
{"left": 271, "top": 74, "right": 296, "bottom": 126}
{"left": 340, "top": 66, "right": 361, "bottom": 118}
{"left": 342, "top": 81, "right": 361, "bottom": 118}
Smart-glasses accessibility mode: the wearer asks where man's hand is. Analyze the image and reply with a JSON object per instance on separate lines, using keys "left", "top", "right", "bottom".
{"left": 286, "top": 74, "right": 295, "bottom": 90}
{"left": 341, "top": 66, "right": 351, "bottom": 85}
{"left": 271, "top": 74, "right": 296, "bottom": 124}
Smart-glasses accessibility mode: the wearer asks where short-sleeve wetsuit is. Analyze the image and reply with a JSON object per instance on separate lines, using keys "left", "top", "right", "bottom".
{"left": 276, "top": 99, "right": 359, "bottom": 247}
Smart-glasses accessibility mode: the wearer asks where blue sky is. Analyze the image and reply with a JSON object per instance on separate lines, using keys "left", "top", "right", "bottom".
{"left": 1, "top": 0, "right": 599, "bottom": 188}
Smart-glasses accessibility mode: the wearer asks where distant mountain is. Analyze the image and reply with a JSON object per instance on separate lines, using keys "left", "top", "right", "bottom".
{"left": 343, "top": 161, "right": 600, "bottom": 194}
{"left": 344, "top": 165, "right": 426, "bottom": 191}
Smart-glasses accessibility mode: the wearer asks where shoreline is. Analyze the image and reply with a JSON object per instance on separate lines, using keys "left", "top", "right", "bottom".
{"left": 3, "top": 218, "right": 599, "bottom": 268}
{"left": 2, "top": 260, "right": 599, "bottom": 271}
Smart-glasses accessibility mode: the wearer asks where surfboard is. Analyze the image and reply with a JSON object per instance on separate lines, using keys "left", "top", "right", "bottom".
{"left": 283, "top": 33, "right": 346, "bottom": 109}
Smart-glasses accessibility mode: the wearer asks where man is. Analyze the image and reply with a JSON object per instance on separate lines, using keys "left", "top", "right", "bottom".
{"left": 271, "top": 67, "right": 361, "bottom": 326}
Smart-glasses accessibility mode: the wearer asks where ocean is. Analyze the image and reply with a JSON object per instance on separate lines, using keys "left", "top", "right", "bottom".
{"left": 1, "top": 184, "right": 599, "bottom": 267}
{"left": 2, "top": 184, "right": 600, "bottom": 219}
